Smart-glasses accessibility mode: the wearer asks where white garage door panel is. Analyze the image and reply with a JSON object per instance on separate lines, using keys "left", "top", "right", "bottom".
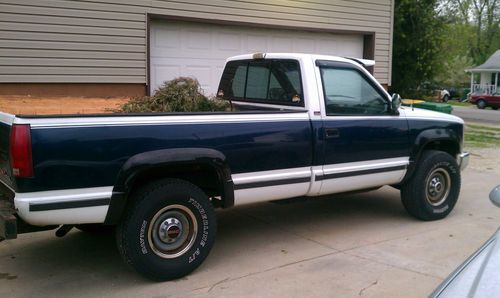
{"left": 150, "top": 21, "right": 364, "bottom": 95}
{"left": 151, "top": 58, "right": 225, "bottom": 94}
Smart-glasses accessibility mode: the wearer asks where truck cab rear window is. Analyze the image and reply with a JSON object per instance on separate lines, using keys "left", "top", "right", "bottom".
{"left": 218, "top": 59, "right": 304, "bottom": 107}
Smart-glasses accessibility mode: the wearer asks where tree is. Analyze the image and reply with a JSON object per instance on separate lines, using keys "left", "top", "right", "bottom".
{"left": 434, "top": 14, "right": 475, "bottom": 87}
{"left": 443, "top": 0, "right": 500, "bottom": 64}
{"left": 392, "top": 0, "right": 445, "bottom": 97}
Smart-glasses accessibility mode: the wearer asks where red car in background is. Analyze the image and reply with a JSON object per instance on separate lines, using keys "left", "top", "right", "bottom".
{"left": 469, "top": 91, "right": 500, "bottom": 110}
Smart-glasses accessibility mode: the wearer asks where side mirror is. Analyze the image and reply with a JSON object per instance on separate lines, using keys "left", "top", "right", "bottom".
{"left": 490, "top": 185, "right": 500, "bottom": 208}
{"left": 391, "top": 93, "right": 402, "bottom": 114}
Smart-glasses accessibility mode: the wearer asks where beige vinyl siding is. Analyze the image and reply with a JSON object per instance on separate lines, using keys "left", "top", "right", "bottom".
{"left": 0, "top": 0, "right": 393, "bottom": 85}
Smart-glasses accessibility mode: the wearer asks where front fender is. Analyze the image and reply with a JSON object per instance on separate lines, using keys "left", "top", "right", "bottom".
{"left": 411, "top": 128, "right": 461, "bottom": 160}
{"left": 402, "top": 128, "right": 461, "bottom": 184}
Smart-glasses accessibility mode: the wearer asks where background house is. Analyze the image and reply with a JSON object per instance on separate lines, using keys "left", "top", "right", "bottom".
{"left": 0, "top": 0, "right": 395, "bottom": 98}
{"left": 467, "top": 49, "right": 500, "bottom": 95}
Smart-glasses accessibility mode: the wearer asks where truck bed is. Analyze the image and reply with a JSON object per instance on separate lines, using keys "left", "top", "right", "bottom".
{"left": 0, "top": 95, "right": 129, "bottom": 116}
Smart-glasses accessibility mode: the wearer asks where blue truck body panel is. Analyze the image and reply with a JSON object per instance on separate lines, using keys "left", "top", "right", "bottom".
{"left": 10, "top": 115, "right": 463, "bottom": 194}
{"left": 321, "top": 118, "right": 410, "bottom": 165}
{"left": 19, "top": 117, "right": 313, "bottom": 192}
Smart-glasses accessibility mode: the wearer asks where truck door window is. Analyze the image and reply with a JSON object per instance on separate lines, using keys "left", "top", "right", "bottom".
{"left": 319, "top": 67, "right": 388, "bottom": 115}
{"left": 218, "top": 59, "right": 304, "bottom": 107}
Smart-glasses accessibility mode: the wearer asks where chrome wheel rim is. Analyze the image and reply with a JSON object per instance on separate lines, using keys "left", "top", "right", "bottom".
{"left": 425, "top": 168, "right": 451, "bottom": 206}
{"left": 148, "top": 204, "right": 197, "bottom": 259}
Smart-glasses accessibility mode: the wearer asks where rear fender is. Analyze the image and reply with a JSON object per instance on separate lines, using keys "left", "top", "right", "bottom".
{"left": 105, "top": 148, "right": 233, "bottom": 224}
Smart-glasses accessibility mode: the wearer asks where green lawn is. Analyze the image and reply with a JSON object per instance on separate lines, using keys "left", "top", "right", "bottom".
{"left": 464, "top": 124, "right": 500, "bottom": 148}
{"left": 419, "top": 96, "right": 473, "bottom": 107}
{"left": 447, "top": 100, "right": 473, "bottom": 107}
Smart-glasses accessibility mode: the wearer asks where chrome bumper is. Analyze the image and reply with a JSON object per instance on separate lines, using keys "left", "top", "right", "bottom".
{"left": 458, "top": 152, "right": 470, "bottom": 171}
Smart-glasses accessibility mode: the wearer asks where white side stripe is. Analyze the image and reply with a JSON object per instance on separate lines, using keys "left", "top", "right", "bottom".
{"left": 14, "top": 186, "right": 113, "bottom": 226}
{"left": 322, "top": 157, "right": 409, "bottom": 175}
{"left": 232, "top": 157, "right": 411, "bottom": 206}
{"left": 232, "top": 167, "right": 311, "bottom": 185}
{"left": 15, "top": 112, "right": 310, "bottom": 128}
{"left": 15, "top": 186, "right": 113, "bottom": 204}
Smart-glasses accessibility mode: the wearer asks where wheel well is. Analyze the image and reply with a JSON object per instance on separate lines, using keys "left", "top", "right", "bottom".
{"left": 128, "top": 163, "right": 226, "bottom": 204}
{"left": 421, "top": 140, "right": 459, "bottom": 158}
{"left": 125, "top": 163, "right": 234, "bottom": 212}
{"left": 105, "top": 160, "right": 234, "bottom": 224}
{"left": 398, "top": 140, "right": 460, "bottom": 186}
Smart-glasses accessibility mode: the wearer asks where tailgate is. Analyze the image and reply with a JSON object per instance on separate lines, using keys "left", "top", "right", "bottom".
{"left": 0, "top": 112, "right": 15, "bottom": 191}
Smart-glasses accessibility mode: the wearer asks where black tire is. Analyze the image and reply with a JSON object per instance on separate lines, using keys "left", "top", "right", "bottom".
{"left": 76, "top": 224, "right": 115, "bottom": 235}
{"left": 442, "top": 94, "right": 449, "bottom": 102}
{"left": 401, "top": 150, "right": 461, "bottom": 221}
{"left": 476, "top": 99, "right": 486, "bottom": 109}
{"left": 116, "top": 179, "right": 216, "bottom": 281}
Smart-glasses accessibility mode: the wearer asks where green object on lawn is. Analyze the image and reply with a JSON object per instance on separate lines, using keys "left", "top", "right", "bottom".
{"left": 461, "top": 88, "right": 471, "bottom": 101}
{"left": 413, "top": 102, "right": 453, "bottom": 114}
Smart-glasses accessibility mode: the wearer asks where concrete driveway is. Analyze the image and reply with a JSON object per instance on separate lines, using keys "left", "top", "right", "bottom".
{"left": 1, "top": 169, "right": 499, "bottom": 298}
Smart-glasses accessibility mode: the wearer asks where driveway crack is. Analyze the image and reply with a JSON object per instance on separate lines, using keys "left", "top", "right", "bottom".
{"left": 191, "top": 250, "right": 342, "bottom": 295}
{"left": 342, "top": 250, "right": 442, "bottom": 280}
{"left": 207, "top": 277, "right": 230, "bottom": 293}
{"left": 358, "top": 278, "right": 378, "bottom": 296}
{"left": 235, "top": 210, "right": 338, "bottom": 252}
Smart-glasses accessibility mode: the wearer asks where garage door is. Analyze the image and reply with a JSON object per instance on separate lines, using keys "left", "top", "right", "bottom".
{"left": 150, "top": 20, "right": 364, "bottom": 96}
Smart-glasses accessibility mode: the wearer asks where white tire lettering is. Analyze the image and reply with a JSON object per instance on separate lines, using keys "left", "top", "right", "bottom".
{"left": 140, "top": 220, "right": 148, "bottom": 254}
{"left": 188, "top": 248, "right": 200, "bottom": 263}
{"left": 187, "top": 198, "right": 210, "bottom": 252}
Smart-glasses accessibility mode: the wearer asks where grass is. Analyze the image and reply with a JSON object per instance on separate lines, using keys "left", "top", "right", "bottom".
{"left": 464, "top": 123, "right": 500, "bottom": 148}
{"left": 447, "top": 100, "right": 472, "bottom": 107}
{"left": 416, "top": 96, "right": 472, "bottom": 107}
{"left": 468, "top": 124, "right": 499, "bottom": 131}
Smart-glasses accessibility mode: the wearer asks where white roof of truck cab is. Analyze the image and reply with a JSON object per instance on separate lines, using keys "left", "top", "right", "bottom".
{"left": 226, "top": 53, "right": 382, "bottom": 116}
{"left": 226, "top": 53, "right": 375, "bottom": 67}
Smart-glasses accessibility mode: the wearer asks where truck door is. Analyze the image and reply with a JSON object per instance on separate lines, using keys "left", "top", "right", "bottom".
{"left": 315, "top": 60, "right": 410, "bottom": 195}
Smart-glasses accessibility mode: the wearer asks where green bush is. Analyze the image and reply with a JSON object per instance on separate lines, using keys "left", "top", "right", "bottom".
{"left": 118, "top": 77, "right": 230, "bottom": 113}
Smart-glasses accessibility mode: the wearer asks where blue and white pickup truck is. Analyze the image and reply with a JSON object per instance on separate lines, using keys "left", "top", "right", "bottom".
{"left": 0, "top": 53, "right": 469, "bottom": 280}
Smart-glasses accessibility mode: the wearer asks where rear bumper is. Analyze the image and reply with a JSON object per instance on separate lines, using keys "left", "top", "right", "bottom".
{"left": 458, "top": 152, "right": 470, "bottom": 171}
{"left": 0, "top": 199, "right": 58, "bottom": 241}
{"left": 1, "top": 184, "right": 62, "bottom": 240}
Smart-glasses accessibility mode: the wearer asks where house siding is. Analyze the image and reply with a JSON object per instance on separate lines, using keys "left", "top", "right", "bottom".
{"left": 0, "top": 0, "right": 393, "bottom": 85}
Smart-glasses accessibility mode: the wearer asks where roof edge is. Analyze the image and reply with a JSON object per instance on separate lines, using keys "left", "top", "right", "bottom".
{"left": 466, "top": 68, "right": 500, "bottom": 72}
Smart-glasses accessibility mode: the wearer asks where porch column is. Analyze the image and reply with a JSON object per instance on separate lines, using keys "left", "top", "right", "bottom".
{"left": 496, "top": 73, "right": 498, "bottom": 92}
{"left": 470, "top": 72, "right": 474, "bottom": 92}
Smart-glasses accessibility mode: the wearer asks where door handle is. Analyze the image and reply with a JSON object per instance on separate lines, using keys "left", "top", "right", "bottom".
{"left": 325, "top": 128, "right": 340, "bottom": 138}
